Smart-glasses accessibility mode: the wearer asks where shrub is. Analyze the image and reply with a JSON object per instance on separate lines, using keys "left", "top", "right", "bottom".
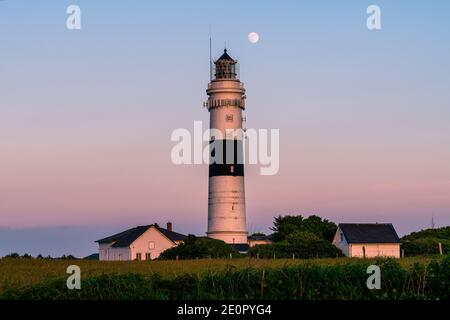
{"left": 401, "top": 227, "right": 450, "bottom": 256}
{"left": 159, "top": 236, "right": 239, "bottom": 260}
{"left": 248, "top": 240, "right": 343, "bottom": 259}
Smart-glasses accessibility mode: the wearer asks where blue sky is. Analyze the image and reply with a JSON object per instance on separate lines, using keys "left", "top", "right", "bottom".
{"left": 1, "top": 0, "right": 449, "bottom": 256}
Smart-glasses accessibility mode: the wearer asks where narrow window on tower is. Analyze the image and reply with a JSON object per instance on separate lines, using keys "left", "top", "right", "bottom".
{"left": 226, "top": 114, "right": 233, "bottom": 122}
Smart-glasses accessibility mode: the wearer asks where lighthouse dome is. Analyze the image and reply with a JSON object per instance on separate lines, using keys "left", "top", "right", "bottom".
{"left": 214, "top": 49, "right": 238, "bottom": 79}
{"left": 217, "top": 48, "right": 235, "bottom": 62}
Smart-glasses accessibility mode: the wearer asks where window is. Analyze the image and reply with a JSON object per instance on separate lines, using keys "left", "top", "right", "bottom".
{"left": 149, "top": 241, "right": 155, "bottom": 250}
{"left": 136, "top": 253, "right": 142, "bottom": 261}
{"left": 226, "top": 114, "right": 233, "bottom": 122}
{"left": 145, "top": 253, "right": 152, "bottom": 261}
{"left": 340, "top": 232, "right": 344, "bottom": 242}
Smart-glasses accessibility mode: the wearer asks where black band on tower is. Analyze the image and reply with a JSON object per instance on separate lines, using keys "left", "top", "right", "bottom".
{"left": 208, "top": 139, "right": 244, "bottom": 177}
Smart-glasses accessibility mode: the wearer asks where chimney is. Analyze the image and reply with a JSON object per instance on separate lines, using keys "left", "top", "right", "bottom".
{"left": 167, "top": 222, "right": 173, "bottom": 232}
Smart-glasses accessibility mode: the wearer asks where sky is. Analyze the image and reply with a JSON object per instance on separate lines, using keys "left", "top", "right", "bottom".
{"left": 1, "top": 0, "right": 450, "bottom": 257}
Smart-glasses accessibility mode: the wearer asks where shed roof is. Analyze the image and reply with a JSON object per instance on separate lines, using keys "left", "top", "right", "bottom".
{"left": 339, "top": 223, "right": 400, "bottom": 244}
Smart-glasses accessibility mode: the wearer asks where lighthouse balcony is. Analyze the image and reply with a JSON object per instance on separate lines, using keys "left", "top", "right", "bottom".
{"left": 203, "top": 98, "right": 245, "bottom": 110}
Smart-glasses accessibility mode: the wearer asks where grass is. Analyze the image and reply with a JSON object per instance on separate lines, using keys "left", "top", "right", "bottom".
{"left": 0, "top": 256, "right": 447, "bottom": 299}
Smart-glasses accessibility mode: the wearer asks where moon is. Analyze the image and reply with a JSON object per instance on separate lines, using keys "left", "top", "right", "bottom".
{"left": 248, "top": 32, "right": 260, "bottom": 44}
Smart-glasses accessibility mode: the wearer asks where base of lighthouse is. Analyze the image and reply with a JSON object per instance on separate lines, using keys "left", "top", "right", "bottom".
{"left": 207, "top": 176, "right": 248, "bottom": 244}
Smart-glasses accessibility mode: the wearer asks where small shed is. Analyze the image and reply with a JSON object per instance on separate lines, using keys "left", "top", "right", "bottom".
{"left": 332, "top": 223, "right": 401, "bottom": 258}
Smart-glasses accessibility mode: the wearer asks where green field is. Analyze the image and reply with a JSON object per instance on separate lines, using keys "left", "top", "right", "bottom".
{"left": 0, "top": 256, "right": 448, "bottom": 300}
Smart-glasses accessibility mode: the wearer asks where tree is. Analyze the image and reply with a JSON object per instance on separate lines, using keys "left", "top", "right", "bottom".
{"left": 271, "top": 215, "right": 337, "bottom": 242}
{"left": 159, "top": 236, "right": 239, "bottom": 260}
{"left": 401, "top": 226, "right": 450, "bottom": 256}
{"left": 249, "top": 232, "right": 267, "bottom": 237}
{"left": 285, "top": 231, "right": 321, "bottom": 243}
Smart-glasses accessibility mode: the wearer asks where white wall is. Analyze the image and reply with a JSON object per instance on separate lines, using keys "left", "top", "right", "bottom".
{"left": 98, "top": 243, "right": 131, "bottom": 261}
{"left": 332, "top": 227, "right": 350, "bottom": 256}
{"left": 130, "top": 227, "right": 177, "bottom": 260}
{"left": 350, "top": 244, "right": 400, "bottom": 258}
{"left": 108, "top": 247, "right": 131, "bottom": 261}
{"left": 98, "top": 243, "right": 111, "bottom": 261}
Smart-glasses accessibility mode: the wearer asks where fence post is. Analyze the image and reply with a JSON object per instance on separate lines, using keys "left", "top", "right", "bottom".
{"left": 229, "top": 253, "right": 233, "bottom": 259}
{"left": 176, "top": 255, "right": 179, "bottom": 261}
{"left": 438, "top": 242, "right": 443, "bottom": 255}
{"left": 292, "top": 253, "right": 295, "bottom": 260}
{"left": 401, "top": 249, "right": 404, "bottom": 258}
{"left": 256, "top": 253, "right": 259, "bottom": 259}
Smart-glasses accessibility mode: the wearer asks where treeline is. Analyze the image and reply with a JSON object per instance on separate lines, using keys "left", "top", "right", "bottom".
{"left": 3, "top": 256, "right": 449, "bottom": 300}
{"left": 401, "top": 226, "right": 450, "bottom": 256}
{"left": 1, "top": 253, "right": 78, "bottom": 260}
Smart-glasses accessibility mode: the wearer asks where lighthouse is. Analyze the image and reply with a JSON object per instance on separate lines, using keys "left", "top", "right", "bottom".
{"left": 205, "top": 49, "right": 248, "bottom": 245}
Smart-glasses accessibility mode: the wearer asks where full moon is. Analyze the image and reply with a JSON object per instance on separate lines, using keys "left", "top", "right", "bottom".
{"left": 248, "top": 32, "right": 259, "bottom": 44}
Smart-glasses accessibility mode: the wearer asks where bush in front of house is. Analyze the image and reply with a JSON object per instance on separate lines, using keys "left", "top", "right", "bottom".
{"left": 158, "top": 235, "right": 240, "bottom": 260}
{"left": 248, "top": 241, "right": 343, "bottom": 259}
{"left": 248, "top": 233, "right": 344, "bottom": 259}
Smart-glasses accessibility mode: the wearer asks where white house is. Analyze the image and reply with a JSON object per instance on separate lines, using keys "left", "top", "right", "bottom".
{"left": 96, "top": 222, "right": 187, "bottom": 261}
{"left": 332, "top": 223, "right": 401, "bottom": 258}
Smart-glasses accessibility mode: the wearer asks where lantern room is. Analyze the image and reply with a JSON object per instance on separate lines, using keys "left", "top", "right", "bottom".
{"left": 214, "top": 49, "right": 239, "bottom": 80}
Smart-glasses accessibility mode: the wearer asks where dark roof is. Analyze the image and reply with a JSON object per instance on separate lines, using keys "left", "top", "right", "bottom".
{"left": 95, "top": 225, "right": 187, "bottom": 247}
{"left": 217, "top": 49, "right": 235, "bottom": 62}
{"left": 154, "top": 226, "right": 188, "bottom": 242}
{"left": 232, "top": 243, "right": 249, "bottom": 253}
{"left": 339, "top": 223, "right": 400, "bottom": 244}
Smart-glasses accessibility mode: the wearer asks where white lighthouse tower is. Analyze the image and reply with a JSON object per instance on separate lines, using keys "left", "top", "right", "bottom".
{"left": 205, "top": 49, "right": 248, "bottom": 245}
